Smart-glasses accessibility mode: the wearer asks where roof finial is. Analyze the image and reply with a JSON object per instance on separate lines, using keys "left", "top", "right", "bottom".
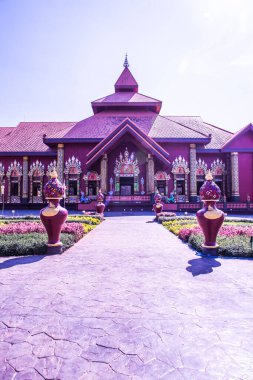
{"left": 123, "top": 53, "right": 129, "bottom": 68}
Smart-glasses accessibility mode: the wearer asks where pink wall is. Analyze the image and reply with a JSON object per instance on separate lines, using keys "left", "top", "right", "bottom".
{"left": 226, "top": 130, "right": 253, "bottom": 150}
{"left": 238, "top": 153, "right": 253, "bottom": 201}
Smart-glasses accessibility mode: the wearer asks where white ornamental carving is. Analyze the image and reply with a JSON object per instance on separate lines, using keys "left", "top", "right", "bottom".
{"left": 172, "top": 156, "right": 189, "bottom": 174}
{"left": 196, "top": 158, "right": 207, "bottom": 174}
{"left": 211, "top": 159, "right": 225, "bottom": 175}
{"left": 154, "top": 171, "right": 171, "bottom": 181}
{"left": 29, "top": 160, "right": 45, "bottom": 177}
{"left": 0, "top": 163, "right": 5, "bottom": 176}
{"left": 64, "top": 156, "right": 82, "bottom": 174}
{"left": 114, "top": 147, "right": 140, "bottom": 177}
{"left": 7, "top": 161, "right": 22, "bottom": 177}
{"left": 47, "top": 160, "right": 57, "bottom": 177}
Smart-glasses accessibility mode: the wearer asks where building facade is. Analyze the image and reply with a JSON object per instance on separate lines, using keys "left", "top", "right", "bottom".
{"left": 0, "top": 58, "right": 252, "bottom": 209}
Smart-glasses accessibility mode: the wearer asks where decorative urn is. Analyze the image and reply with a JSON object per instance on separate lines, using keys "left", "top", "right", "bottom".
{"left": 40, "top": 170, "right": 68, "bottom": 254}
{"left": 153, "top": 191, "right": 163, "bottom": 218}
{"left": 96, "top": 189, "right": 105, "bottom": 215}
{"left": 196, "top": 170, "right": 225, "bottom": 255}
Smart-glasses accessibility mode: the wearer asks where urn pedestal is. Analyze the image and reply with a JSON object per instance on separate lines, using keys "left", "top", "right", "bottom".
{"left": 196, "top": 171, "right": 225, "bottom": 255}
{"left": 40, "top": 171, "right": 68, "bottom": 254}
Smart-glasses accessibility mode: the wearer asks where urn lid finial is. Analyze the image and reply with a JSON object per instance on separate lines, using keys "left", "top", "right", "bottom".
{"left": 205, "top": 170, "right": 213, "bottom": 181}
{"left": 51, "top": 169, "right": 58, "bottom": 179}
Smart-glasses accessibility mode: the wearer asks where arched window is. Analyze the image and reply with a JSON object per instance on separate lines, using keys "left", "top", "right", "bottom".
{"left": 211, "top": 159, "right": 226, "bottom": 196}
{"left": 171, "top": 156, "right": 189, "bottom": 202}
{"left": 196, "top": 158, "right": 207, "bottom": 196}
{"left": 6, "top": 161, "right": 22, "bottom": 203}
{"left": 28, "top": 161, "right": 44, "bottom": 203}
{"left": 64, "top": 156, "right": 82, "bottom": 203}
{"left": 83, "top": 171, "right": 100, "bottom": 197}
{"left": 154, "top": 171, "right": 170, "bottom": 196}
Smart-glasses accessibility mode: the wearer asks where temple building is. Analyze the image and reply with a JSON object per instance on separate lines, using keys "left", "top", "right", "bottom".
{"left": 0, "top": 57, "right": 252, "bottom": 210}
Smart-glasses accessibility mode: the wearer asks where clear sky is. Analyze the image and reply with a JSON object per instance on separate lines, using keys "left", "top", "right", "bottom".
{"left": 0, "top": 0, "right": 252, "bottom": 132}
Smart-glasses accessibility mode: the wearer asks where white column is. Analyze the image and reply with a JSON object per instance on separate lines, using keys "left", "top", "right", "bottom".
{"left": 231, "top": 152, "right": 240, "bottom": 201}
{"left": 22, "top": 156, "right": 29, "bottom": 203}
{"left": 146, "top": 154, "right": 154, "bottom": 194}
{"left": 189, "top": 144, "right": 197, "bottom": 201}
{"left": 57, "top": 144, "right": 64, "bottom": 183}
{"left": 100, "top": 154, "right": 108, "bottom": 193}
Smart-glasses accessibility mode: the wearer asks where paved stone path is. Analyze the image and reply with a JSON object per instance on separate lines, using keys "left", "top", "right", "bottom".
{"left": 1, "top": 216, "right": 253, "bottom": 379}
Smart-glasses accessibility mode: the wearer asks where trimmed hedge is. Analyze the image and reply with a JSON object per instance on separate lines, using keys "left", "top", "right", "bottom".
{"left": 0, "top": 233, "right": 75, "bottom": 256}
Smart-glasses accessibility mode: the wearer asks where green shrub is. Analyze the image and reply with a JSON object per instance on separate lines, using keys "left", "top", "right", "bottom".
{"left": 189, "top": 234, "right": 253, "bottom": 257}
{"left": 0, "top": 233, "right": 75, "bottom": 257}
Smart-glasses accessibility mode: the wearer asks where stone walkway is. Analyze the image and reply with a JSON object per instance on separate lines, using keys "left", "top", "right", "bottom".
{"left": 1, "top": 216, "right": 253, "bottom": 379}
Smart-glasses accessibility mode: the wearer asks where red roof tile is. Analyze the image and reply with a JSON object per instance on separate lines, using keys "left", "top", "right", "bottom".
{"left": 61, "top": 111, "right": 209, "bottom": 141}
{"left": 0, "top": 122, "right": 75, "bottom": 153}
{"left": 63, "top": 111, "right": 157, "bottom": 139}
{"left": 0, "top": 127, "right": 15, "bottom": 139}
{"left": 114, "top": 67, "right": 138, "bottom": 92}
{"left": 166, "top": 117, "right": 233, "bottom": 149}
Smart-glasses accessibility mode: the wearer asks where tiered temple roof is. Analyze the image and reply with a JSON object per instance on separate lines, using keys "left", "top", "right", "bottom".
{"left": 0, "top": 60, "right": 235, "bottom": 154}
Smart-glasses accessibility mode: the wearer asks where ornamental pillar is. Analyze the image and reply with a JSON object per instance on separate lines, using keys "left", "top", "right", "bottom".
{"left": 100, "top": 154, "right": 108, "bottom": 193}
{"left": 189, "top": 144, "right": 197, "bottom": 201}
{"left": 231, "top": 152, "right": 240, "bottom": 201}
{"left": 22, "top": 156, "right": 29, "bottom": 203}
{"left": 57, "top": 144, "right": 64, "bottom": 183}
{"left": 146, "top": 154, "right": 155, "bottom": 194}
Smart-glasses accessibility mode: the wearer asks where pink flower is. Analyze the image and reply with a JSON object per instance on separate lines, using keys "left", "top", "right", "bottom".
{"left": 0, "top": 222, "right": 85, "bottom": 242}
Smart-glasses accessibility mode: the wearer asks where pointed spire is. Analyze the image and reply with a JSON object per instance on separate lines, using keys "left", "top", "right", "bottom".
{"left": 123, "top": 53, "right": 129, "bottom": 68}
{"left": 115, "top": 55, "right": 138, "bottom": 93}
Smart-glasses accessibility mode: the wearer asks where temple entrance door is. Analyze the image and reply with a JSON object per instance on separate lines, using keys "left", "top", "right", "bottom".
{"left": 120, "top": 177, "right": 134, "bottom": 196}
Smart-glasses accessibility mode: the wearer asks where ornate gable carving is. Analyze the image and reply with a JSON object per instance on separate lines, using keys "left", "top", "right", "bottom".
{"left": 211, "top": 159, "right": 225, "bottom": 175}
{"left": 83, "top": 171, "right": 100, "bottom": 181}
{"left": 114, "top": 147, "right": 140, "bottom": 177}
{"left": 64, "top": 156, "right": 82, "bottom": 175}
{"left": 172, "top": 156, "right": 189, "bottom": 175}
{"left": 29, "top": 160, "right": 45, "bottom": 177}
{"left": 47, "top": 160, "right": 57, "bottom": 177}
{"left": 154, "top": 171, "right": 170, "bottom": 181}
{"left": 196, "top": 158, "right": 207, "bottom": 175}
{"left": 7, "top": 161, "right": 22, "bottom": 177}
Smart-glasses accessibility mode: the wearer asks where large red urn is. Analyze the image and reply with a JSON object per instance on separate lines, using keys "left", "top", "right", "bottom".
{"left": 96, "top": 189, "right": 105, "bottom": 215}
{"left": 196, "top": 170, "right": 224, "bottom": 255}
{"left": 153, "top": 191, "right": 163, "bottom": 218}
{"left": 40, "top": 170, "right": 68, "bottom": 254}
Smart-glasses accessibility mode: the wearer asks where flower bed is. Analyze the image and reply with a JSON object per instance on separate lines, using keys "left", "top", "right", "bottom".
{"left": 162, "top": 217, "right": 253, "bottom": 257}
{"left": 0, "top": 233, "right": 75, "bottom": 256}
{"left": 0, "top": 222, "right": 85, "bottom": 242}
{"left": 0, "top": 215, "right": 101, "bottom": 256}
